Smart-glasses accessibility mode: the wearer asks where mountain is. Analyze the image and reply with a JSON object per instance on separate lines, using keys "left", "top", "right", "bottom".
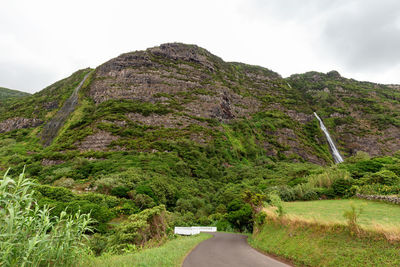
{"left": 0, "top": 42, "right": 398, "bottom": 197}
{"left": 1, "top": 43, "right": 399, "bottom": 164}
{"left": 0, "top": 87, "right": 30, "bottom": 104}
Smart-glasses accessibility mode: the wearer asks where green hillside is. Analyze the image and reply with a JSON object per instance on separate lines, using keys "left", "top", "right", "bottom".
{"left": 0, "top": 43, "right": 399, "bottom": 260}
{"left": 0, "top": 86, "right": 30, "bottom": 104}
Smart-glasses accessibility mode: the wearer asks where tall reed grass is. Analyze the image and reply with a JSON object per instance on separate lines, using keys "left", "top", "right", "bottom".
{"left": 0, "top": 169, "right": 93, "bottom": 267}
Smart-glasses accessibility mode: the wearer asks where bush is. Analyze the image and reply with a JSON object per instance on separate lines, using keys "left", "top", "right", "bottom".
{"left": 36, "top": 184, "right": 76, "bottom": 202}
{"left": 268, "top": 193, "right": 285, "bottom": 216}
{"left": 0, "top": 169, "right": 93, "bottom": 266}
{"left": 366, "top": 170, "right": 400, "bottom": 186}
{"left": 66, "top": 200, "right": 114, "bottom": 233}
{"left": 53, "top": 177, "right": 75, "bottom": 188}
{"left": 343, "top": 205, "right": 363, "bottom": 235}
{"left": 111, "top": 186, "right": 130, "bottom": 198}
{"left": 216, "top": 220, "right": 233, "bottom": 232}
{"left": 275, "top": 186, "right": 296, "bottom": 201}
{"left": 314, "top": 187, "right": 336, "bottom": 199}
{"left": 303, "top": 190, "right": 319, "bottom": 201}
{"left": 108, "top": 205, "right": 168, "bottom": 252}
{"left": 332, "top": 178, "right": 353, "bottom": 197}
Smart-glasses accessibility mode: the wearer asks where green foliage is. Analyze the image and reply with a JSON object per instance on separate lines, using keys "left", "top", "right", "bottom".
{"left": 107, "top": 205, "right": 168, "bottom": 253}
{"left": 226, "top": 200, "right": 253, "bottom": 232}
{"left": 332, "top": 178, "right": 353, "bottom": 197}
{"left": 0, "top": 87, "right": 30, "bottom": 104}
{"left": 36, "top": 184, "right": 76, "bottom": 202}
{"left": 268, "top": 193, "right": 285, "bottom": 216}
{"left": 365, "top": 169, "right": 399, "bottom": 186}
{"left": 111, "top": 186, "right": 130, "bottom": 198}
{"left": 0, "top": 169, "right": 93, "bottom": 267}
{"left": 343, "top": 205, "right": 363, "bottom": 235}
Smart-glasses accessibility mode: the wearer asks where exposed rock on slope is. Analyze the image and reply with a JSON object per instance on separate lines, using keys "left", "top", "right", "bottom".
{"left": 0, "top": 117, "right": 42, "bottom": 133}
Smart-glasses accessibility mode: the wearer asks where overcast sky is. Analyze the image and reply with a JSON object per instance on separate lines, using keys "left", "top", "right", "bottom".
{"left": 1, "top": 0, "right": 400, "bottom": 93}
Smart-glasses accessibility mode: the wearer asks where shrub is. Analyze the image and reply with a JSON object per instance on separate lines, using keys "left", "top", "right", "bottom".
{"left": 0, "top": 169, "right": 93, "bottom": 266}
{"left": 66, "top": 200, "right": 114, "bottom": 233}
{"left": 227, "top": 203, "right": 253, "bottom": 232}
{"left": 36, "top": 184, "right": 76, "bottom": 202}
{"left": 216, "top": 220, "right": 232, "bottom": 232}
{"left": 303, "top": 190, "right": 319, "bottom": 201}
{"left": 129, "top": 191, "right": 156, "bottom": 210}
{"left": 53, "top": 177, "right": 75, "bottom": 188}
{"left": 343, "top": 205, "right": 363, "bottom": 235}
{"left": 314, "top": 187, "right": 336, "bottom": 199}
{"left": 108, "top": 205, "right": 168, "bottom": 252}
{"left": 366, "top": 170, "right": 400, "bottom": 186}
{"left": 94, "top": 177, "right": 124, "bottom": 194}
{"left": 111, "top": 186, "right": 130, "bottom": 198}
{"left": 268, "top": 193, "right": 285, "bottom": 216}
{"left": 332, "top": 178, "right": 353, "bottom": 197}
{"left": 275, "top": 186, "right": 296, "bottom": 201}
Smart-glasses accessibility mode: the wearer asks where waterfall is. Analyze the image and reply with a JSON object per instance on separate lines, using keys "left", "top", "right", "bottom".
{"left": 314, "top": 112, "right": 344, "bottom": 163}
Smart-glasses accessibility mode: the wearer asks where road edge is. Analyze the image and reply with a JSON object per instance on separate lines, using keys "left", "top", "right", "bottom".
{"left": 246, "top": 236, "right": 298, "bottom": 267}
{"left": 179, "top": 233, "right": 213, "bottom": 267}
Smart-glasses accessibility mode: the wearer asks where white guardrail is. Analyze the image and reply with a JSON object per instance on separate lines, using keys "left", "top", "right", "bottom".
{"left": 174, "top": 226, "right": 217, "bottom": 235}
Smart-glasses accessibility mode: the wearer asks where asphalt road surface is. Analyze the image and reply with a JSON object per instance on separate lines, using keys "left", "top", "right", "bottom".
{"left": 182, "top": 232, "right": 291, "bottom": 267}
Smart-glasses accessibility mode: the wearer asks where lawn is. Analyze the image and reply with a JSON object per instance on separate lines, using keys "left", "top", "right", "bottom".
{"left": 283, "top": 199, "right": 400, "bottom": 229}
{"left": 82, "top": 233, "right": 211, "bottom": 267}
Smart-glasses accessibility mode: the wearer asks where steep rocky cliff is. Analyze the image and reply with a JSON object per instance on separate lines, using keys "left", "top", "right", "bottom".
{"left": 0, "top": 43, "right": 399, "bottom": 169}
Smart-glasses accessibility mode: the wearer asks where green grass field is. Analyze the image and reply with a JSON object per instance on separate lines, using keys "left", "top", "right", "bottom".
{"left": 82, "top": 233, "right": 211, "bottom": 267}
{"left": 250, "top": 199, "right": 400, "bottom": 266}
{"left": 249, "top": 220, "right": 400, "bottom": 267}
{"left": 283, "top": 199, "right": 400, "bottom": 229}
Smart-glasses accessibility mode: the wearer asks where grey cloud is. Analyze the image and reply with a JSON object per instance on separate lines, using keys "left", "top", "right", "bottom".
{"left": 0, "top": 62, "right": 58, "bottom": 93}
{"left": 245, "top": 0, "right": 342, "bottom": 21}
{"left": 321, "top": 0, "right": 400, "bottom": 71}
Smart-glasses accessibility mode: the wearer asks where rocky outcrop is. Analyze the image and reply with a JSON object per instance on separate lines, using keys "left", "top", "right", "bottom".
{"left": 127, "top": 113, "right": 208, "bottom": 129}
{"left": 356, "top": 193, "right": 400, "bottom": 205}
{"left": 41, "top": 159, "right": 65, "bottom": 166}
{"left": 0, "top": 117, "right": 42, "bottom": 133}
{"left": 78, "top": 131, "right": 118, "bottom": 151}
{"left": 89, "top": 43, "right": 267, "bottom": 122}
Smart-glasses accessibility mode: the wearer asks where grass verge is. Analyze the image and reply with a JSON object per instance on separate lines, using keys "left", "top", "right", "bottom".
{"left": 81, "top": 233, "right": 211, "bottom": 267}
{"left": 249, "top": 215, "right": 400, "bottom": 266}
{"left": 282, "top": 199, "right": 400, "bottom": 232}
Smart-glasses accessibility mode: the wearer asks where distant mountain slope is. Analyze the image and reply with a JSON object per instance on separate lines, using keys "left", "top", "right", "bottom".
{"left": 0, "top": 87, "right": 30, "bottom": 103}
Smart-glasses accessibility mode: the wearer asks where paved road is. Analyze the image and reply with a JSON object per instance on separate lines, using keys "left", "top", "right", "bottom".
{"left": 182, "top": 232, "right": 291, "bottom": 267}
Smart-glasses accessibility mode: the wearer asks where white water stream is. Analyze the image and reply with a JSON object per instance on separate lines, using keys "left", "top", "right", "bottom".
{"left": 314, "top": 112, "right": 344, "bottom": 163}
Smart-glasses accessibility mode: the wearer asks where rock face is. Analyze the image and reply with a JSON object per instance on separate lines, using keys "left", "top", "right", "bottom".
{"left": 89, "top": 43, "right": 271, "bottom": 122}
{"left": 78, "top": 131, "right": 118, "bottom": 151}
{"left": 0, "top": 117, "right": 42, "bottom": 133}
